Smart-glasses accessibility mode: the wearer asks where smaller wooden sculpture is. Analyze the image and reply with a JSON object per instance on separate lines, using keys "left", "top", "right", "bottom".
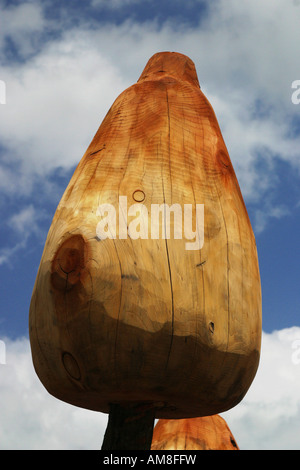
{"left": 151, "top": 415, "right": 239, "bottom": 450}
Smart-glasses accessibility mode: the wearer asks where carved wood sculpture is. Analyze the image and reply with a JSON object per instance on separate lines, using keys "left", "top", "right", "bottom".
{"left": 29, "top": 51, "right": 262, "bottom": 450}
{"left": 151, "top": 415, "right": 239, "bottom": 450}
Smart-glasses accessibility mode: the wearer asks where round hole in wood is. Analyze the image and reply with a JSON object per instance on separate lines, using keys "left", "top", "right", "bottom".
{"left": 62, "top": 352, "right": 81, "bottom": 380}
{"left": 132, "top": 189, "right": 145, "bottom": 202}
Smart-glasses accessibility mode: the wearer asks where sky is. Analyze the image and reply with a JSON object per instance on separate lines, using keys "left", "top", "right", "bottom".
{"left": 0, "top": 0, "right": 300, "bottom": 450}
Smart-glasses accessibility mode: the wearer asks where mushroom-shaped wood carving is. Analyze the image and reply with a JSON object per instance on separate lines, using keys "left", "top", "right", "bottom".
{"left": 29, "top": 51, "right": 262, "bottom": 449}
{"left": 151, "top": 416, "right": 239, "bottom": 450}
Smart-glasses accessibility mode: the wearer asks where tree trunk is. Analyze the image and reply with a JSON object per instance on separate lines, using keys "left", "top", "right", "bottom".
{"left": 101, "top": 403, "right": 156, "bottom": 450}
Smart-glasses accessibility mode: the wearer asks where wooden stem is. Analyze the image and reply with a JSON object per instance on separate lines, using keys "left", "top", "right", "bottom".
{"left": 101, "top": 403, "right": 156, "bottom": 450}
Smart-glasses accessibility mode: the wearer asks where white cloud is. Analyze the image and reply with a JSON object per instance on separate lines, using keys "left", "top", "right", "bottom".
{"left": 0, "top": 2, "right": 45, "bottom": 58}
{"left": 252, "top": 203, "right": 291, "bottom": 234}
{"left": 0, "top": 241, "right": 27, "bottom": 266}
{"left": 91, "top": 0, "right": 141, "bottom": 8}
{"left": 0, "top": 205, "right": 46, "bottom": 266}
{"left": 8, "top": 205, "right": 38, "bottom": 234}
{"left": 0, "top": 337, "right": 108, "bottom": 449}
{"left": 0, "top": 328, "right": 300, "bottom": 449}
{"left": 222, "top": 327, "right": 300, "bottom": 450}
{"left": 0, "top": 30, "right": 126, "bottom": 180}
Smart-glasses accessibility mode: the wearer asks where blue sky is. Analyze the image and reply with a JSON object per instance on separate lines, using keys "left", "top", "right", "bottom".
{"left": 0, "top": 0, "right": 300, "bottom": 450}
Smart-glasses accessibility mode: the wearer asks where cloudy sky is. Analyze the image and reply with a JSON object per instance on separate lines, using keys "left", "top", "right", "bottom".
{"left": 0, "top": 0, "right": 300, "bottom": 450}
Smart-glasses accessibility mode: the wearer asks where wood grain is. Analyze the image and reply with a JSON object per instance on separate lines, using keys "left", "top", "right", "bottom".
{"left": 29, "top": 52, "right": 262, "bottom": 419}
{"left": 151, "top": 415, "right": 239, "bottom": 450}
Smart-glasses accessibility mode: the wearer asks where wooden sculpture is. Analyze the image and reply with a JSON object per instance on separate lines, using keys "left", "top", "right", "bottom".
{"left": 29, "top": 51, "right": 262, "bottom": 449}
{"left": 151, "top": 416, "right": 239, "bottom": 450}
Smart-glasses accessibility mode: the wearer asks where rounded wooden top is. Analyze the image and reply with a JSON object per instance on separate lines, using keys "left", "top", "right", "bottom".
{"left": 137, "top": 51, "right": 200, "bottom": 88}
